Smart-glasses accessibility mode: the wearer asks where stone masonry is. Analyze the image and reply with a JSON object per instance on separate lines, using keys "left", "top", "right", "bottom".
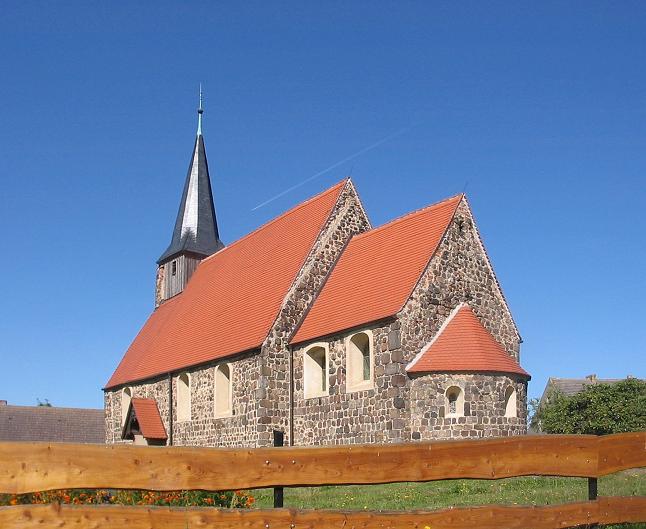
{"left": 106, "top": 192, "right": 528, "bottom": 447}
{"left": 105, "top": 180, "right": 371, "bottom": 447}
{"left": 291, "top": 197, "right": 526, "bottom": 445}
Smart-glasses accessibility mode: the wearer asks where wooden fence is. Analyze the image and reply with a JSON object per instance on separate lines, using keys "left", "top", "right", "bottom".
{"left": 0, "top": 432, "right": 644, "bottom": 528}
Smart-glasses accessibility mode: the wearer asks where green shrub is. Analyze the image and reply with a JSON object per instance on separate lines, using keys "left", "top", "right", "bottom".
{"left": 533, "top": 379, "right": 646, "bottom": 434}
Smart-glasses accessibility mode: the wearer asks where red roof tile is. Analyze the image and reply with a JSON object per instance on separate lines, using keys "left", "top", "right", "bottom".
{"left": 130, "top": 398, "right": 167, "bottom": 440}
{"left": 292, "top": 195, "right": 463, "bottom": 344}
{"left": 407, "top": 304, "right": 529, "bottom": 377}
{"left": 106, "top": 181, "right": 346, "bottom": 388}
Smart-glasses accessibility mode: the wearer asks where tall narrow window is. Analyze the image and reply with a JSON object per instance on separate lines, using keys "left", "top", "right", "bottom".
{"left": 121, "top": 387, "right": 132, "bottom": 426}
{"left": 214, "top": 364, "right": 232, "bottom": 417}
{"left": 445, "top": 386, "right": 464, "bottom": 417}
{"left": 346, "top": 331, "right": 373, "bottom": 391}
{"left": 304, "top": 345, "right": 328, "bottom": 399}
{"left": 177, "top": 373, "right": 191, "bottom": 422}
{"left": 171, "top": 261, "right": 177, "bottom": 276}
{"left": 504, "top": 386, "right": 517, "bottom": 418}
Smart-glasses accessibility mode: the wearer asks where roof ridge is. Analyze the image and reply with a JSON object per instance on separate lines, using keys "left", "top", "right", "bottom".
{"left": 0, "top": 405, "right": 103, "bottom": 412}
{"left": 351, "top": 193, "right": 463, "bottom": 241}
{"left": 201, "top": 179, "right": 347, "bottom": 264}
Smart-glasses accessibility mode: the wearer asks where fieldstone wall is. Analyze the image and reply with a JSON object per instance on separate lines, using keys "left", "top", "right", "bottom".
{"left": 107, "top": 192, "right": 528, "bottom": 448}
{"left": 106, "top": 179, "right": 371, "bottom": 448}
{"left": 293, "top": 321, "right": 404, "bottom": 445}
{"left": 409, "top": 373, "right": 527, "bottom": 439}
{"left": 292, "top": 196, "right": 527, "bottom": 445}
{"left": 257, "top": 180, "right": 371, "bottom": 446}
{"left": 104, "top": 351, "right": 261, "bottom": 447}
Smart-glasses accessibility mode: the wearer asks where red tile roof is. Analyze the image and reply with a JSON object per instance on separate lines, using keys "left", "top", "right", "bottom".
{"left": 106, "top": 181, "right": 346, "bottom": 388}
{"left": 407, "top": 304, "right": 529, "bottom": 377}
{"left": 130, "top": 398, "right": 167, "bottom": 440}
{"left": 292, "top": 195, "right": 463, "bottom": 344}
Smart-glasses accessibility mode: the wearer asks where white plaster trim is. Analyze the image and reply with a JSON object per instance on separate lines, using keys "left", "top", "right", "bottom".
{"left": 213, "top": 363, "right": 233, "bottom": 418}
{"left": 176, "top": 372, "right": 191, "bottom": 422}
{"left": 345, "top": 328, "right": 375, "bottom": 393}
{"left": 303, "top": 342, "right": 330, "bottom": 399}
{"left": 445, "top": 384, "right": 465, "bottom": 418}
{"left": 405, "top": 302, "right": 467, "bottom": 372}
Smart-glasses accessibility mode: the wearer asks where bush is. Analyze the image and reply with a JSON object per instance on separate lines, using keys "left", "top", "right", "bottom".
{"left": 533, "top": 379, "right": 646, "bottom": 434}
{"left": 0, "top": 489, "right": 254, "bottom": 508}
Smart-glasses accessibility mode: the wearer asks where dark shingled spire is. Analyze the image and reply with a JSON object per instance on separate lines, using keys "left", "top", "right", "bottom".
{"left": 157, "top": 94, "right": 224, "bottom": 264}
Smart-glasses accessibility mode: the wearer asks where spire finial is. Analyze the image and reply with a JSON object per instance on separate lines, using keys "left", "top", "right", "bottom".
{"left": 197, "top": 83, "right": 204, "bottom": 136}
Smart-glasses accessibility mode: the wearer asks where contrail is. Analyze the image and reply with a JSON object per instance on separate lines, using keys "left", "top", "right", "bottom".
{"left": 251, "top": 125, "right": 413, "bottom": 211}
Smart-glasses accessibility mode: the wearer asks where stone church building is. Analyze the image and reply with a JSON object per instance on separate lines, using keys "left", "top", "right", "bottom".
{"left": 105, "top": 104, "right": 530, "bottom": 448}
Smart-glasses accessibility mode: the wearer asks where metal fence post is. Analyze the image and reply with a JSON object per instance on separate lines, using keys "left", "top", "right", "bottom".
{"left": 273, "top": 430, "right": 284, "bottom": 508}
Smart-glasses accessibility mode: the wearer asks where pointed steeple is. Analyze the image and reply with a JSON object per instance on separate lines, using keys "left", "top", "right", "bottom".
{"left": 157, "top": 90, "right": 224, "bottom": 265}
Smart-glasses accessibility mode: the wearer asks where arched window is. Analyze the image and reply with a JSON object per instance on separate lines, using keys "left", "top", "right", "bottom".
{"left": 346, "top": 331, "right": 373, "bottom": 391}
{"left": 121, "top": 387, "right": 132, "bottom": 426}
{"left": 445, "top": 386, "right": 464, "bottom": 417}
{"left": 504, "top": 386, "right": 517, "bottom": 418}
{"left": 304, "top": 345, "right": 328, "bottom": 399}
{"left": 176, "top": 373, "right": 191, "bottom": 422}
{"left": 214, "top": 364, "right": 232, "bottom": 417}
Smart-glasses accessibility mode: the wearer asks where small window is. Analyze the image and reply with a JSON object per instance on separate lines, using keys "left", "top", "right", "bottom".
{"left": 504, "top": 386, "right": 517, "bottom": 418}
{"left": 171, "top": 261, "right": 177, "bottom": 276}
{"left": 346, "top": 331, "right": 373, "bottom": 391}
{"left": 176, "top": 373, "right": 191, "bottom": 422}
{"left": 445, "top": 386, "right": 464, "bottom": 417}
{"left": 304, "top": 345, "right": 328, "bottom": 399}
{"left": 121, "top": 387, "right": 132, "bottom": 426}
{"left": 214, "top": 364, "right": 232, "bottom": 417}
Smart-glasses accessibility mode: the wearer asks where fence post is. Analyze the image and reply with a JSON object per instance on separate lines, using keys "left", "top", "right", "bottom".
{"left": 273, "top": 430, "right": 284, "bottom": 508}
{"left": 588, "top": 477, "right": 598, "bottom": 528}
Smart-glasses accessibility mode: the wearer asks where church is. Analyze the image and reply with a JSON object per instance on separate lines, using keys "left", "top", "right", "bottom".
{"left": 105, "top": 100, "right": 530, "bottom": 448}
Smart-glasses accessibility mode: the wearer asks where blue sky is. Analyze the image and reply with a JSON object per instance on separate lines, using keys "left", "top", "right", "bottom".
{"left": 1, "top": 2, "right": 644, "bottom": 409}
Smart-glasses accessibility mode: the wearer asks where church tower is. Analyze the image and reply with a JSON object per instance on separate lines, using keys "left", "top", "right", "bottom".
{"left": 155, "top": 89, "right": 224, "bottom": 307}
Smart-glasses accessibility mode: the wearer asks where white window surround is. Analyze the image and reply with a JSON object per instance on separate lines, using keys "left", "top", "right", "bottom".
{"left": 303, "top": 343, "right": 329, "bottom": 399}
{"left": 504, "top": 386, "right": 517, "bottom": 418}
{"left": 345, "top": 330, "right": 374, "bottom": 392}
{"left": 121, "top": 387, "right": 132, "bottom": 427}
{"left": 214, "top": 363, "right": 233, "bottom": 418}
{"left": 176, "top": 372, "right": 191, "bottom": 422}
{"left": 445, "top": 385, "right": 464, "bottom": 418}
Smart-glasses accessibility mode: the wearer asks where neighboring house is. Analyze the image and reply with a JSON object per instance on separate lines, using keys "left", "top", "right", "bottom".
{"left": 0, "top": 401, "right": 104, "bottom": 443}
{"left": 104, "top": 103, "right": 530, "bottom": 448}
{"left": 532, "top": 374, "right": 642, "bottom": 433}
{"left": 538, "top": 374, "right": 637, "bottom": 408}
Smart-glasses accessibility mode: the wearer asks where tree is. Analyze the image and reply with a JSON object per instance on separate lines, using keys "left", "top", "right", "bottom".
{"left": 532, "top": 379, "right": 646, "bottom": 435}
{"left": 36, "top": 399, "right": 52, "bottom": 407}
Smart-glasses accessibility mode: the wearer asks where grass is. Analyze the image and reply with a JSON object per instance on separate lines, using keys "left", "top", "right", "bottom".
{"left": 250, "top": 470, "right": 646, "bottom": 527}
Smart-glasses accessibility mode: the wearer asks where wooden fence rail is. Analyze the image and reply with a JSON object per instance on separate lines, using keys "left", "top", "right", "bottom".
{"left": 0, "top": 432, "right": 644, "bottom": 528}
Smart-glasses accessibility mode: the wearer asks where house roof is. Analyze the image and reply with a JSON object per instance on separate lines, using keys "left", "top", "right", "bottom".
{"left": 128, "top": 398, "right": 167, "bottom": 440}
{"left": 292, "top": 195, "right": 463, "bottom": 344}
{"left": 407, "top": 304, "right": 529, "bottom": 377}
{"left": 538, "top": 376, "right": 634, "bottom": 407}
{"left": 106, "top": 180, "right": 347, "bottom": 389}
{"left": 0, "top": 404, "right": 104, "bottom": 444}
{"left": 158, "top": 121, "right": 224, "bottom": 264}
